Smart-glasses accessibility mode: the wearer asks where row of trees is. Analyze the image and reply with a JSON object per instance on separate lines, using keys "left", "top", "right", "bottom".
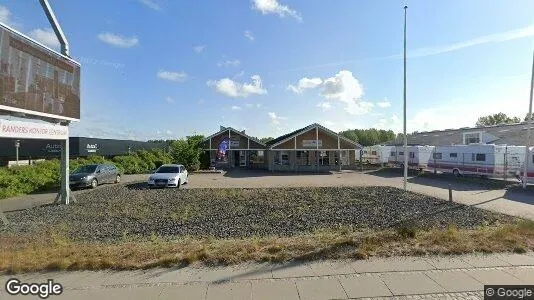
{"left": 339, "top": 129, "right": 396, "bottom": 146}
{"left": 476, "top": 112, "right": 532, "bottom": 127}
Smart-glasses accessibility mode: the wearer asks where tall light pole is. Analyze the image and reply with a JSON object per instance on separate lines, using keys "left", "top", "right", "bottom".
{"left": 403, "top": 5, "right": 408, "bottom": 191}
{"left": 523, "top": 48, "right": 534, "bottom": 189}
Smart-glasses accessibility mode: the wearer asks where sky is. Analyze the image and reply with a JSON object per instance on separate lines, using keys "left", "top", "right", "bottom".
{"left": 1, "top": 0, "right": 533, "bottom": 141}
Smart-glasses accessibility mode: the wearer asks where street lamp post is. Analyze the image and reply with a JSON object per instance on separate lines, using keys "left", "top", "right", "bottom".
{"left": 523, "top": 49, "right": 534, "bottom": 189}
{"left": 403, "top": 5, "right": 408, "bottom": 191}
{"left": 15, "top": 140, "right": 20, "bottom": 166}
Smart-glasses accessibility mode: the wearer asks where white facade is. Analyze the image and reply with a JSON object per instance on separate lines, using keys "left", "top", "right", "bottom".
{"left": 360, "top": 145, "right": 394, "bottom": 164}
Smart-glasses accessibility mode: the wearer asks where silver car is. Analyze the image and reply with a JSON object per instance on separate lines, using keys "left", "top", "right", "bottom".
{"left": 147, "top": 164, "right": 188, "bottom": 188}
{"left": 70, "top": 164, "right": 121, "bottom": 189}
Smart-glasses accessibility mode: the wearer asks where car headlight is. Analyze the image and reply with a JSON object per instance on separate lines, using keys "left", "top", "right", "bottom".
{"left": 168, "top": 178, "right": 177, "bottom": 182}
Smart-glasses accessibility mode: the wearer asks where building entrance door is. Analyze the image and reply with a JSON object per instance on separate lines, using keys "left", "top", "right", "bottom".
{"left": 239, "top": 150, "right": 246, "bottom": 167}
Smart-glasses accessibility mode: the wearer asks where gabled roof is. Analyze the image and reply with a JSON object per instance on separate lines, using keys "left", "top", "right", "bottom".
{"left": 267, "top": 123, "right": 362, "bottom": 149}
{"left": 203, "top": 126, "right": 266, "bottom": 147}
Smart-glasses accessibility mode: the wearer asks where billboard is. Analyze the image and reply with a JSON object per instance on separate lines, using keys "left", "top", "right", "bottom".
{"left": 0, "top": 23, "right": 80, "bottom": 121}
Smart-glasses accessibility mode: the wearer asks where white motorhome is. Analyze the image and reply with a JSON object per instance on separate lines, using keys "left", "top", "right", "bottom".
{"left": 361, "top": 145, "right": 394, "bottom": 164}
{"left": 427, "top": 144, "right": 526, "bottom": 178}
{"left": 388, "top": 145, "right": 435, "bottom": 170}
{"left": 520, "top": 147, "right": 534, "bottom": 184}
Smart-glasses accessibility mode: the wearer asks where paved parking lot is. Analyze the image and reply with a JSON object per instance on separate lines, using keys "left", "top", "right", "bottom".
{"left": 2, "top": 169, "right": 534, "bottom": 220}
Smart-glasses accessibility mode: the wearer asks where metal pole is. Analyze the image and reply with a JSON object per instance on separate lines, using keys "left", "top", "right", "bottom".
{"left": 15, "top": 140, "right": 19, "bottom": 166}
{"left": 403, "top": 5, "right": 408, "bottom": 191}
{"left": 39, "top": 0, "right": 69, "bottom": 56}
{"left": 524, "top": 49, "right": 534, "bottom": 189}
{"left": 59, "top": 137, "right": 70, "bottom": 204}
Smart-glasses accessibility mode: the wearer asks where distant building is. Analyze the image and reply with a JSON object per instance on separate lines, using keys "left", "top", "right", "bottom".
{"left": 201, "top": 123, "right": 362, "bottom": 172}
{"left": 0, "top": 137, "right": 166, "bottom": 166}
{"left": 389, "top": 122, "right": 531, "bottom": 146}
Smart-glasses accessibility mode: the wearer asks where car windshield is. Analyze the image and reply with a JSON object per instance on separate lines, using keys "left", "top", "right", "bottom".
{"left": 155, "top": 166, "right": 179, "bottom": 173}
{"left": 73, "top": 165, "right": 98, "bottom": 174}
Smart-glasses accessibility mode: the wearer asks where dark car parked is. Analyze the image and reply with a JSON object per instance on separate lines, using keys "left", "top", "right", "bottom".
{"left": 69, "top": 164, "right": 121, "bottom": 189}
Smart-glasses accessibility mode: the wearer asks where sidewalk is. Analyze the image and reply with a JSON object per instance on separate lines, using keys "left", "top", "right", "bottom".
{"left": 2, "top": 253, "right": 534, "bottom": 299}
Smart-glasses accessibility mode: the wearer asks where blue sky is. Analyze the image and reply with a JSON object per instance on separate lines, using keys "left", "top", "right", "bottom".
{"left": 1, "top": 0, "right": 533, "bottom": 140}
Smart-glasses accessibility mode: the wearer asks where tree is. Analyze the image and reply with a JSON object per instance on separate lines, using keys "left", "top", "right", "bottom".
{"left": 476, "top": 113, "right": 520, "bottom": 127}
{"left": 259, "top": 137, "right": 274, "bottom": 144}
{"left": 525, "top": 112, "right": 534, "bottom": 122}
{"left": 169, "top": 135, "right": 205, "bottom": 171}
{"left": 339, "top": 128, "right": 396, "bottom": 146}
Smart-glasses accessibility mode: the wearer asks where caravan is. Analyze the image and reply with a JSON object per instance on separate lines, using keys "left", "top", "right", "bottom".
{"left": 361, "top": 145, "right": 394, "bottom": 164}
{"left": 520, "top": 147, "right": 534, "bottom": 184}
{"left": 388, "top": 145, "right": 435, "bottom": 170}
{"left": 427, "top": 144, "right": 526, "bottom": 178}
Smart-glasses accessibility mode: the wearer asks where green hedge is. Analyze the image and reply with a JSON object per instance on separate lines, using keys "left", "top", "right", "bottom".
{"left": 0, "top": 148, "right": 173, "bottom": 200}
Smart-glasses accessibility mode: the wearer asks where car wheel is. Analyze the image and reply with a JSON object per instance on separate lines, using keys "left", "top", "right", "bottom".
{"left": 115, "top": 174, "right": 121, "bottom": 183}
{"left": 91, "top": 179, "right": 98, "bottom": 189}
{"left": 453, "top": 169, "right": 460, "bottom": 177}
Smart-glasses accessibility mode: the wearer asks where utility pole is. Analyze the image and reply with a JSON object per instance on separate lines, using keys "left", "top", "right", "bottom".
{"left": 523, "top": 48, "right": 534, "bottom": 189}
{"left": 403, "top": 5, "right": 408, "bottom": 191}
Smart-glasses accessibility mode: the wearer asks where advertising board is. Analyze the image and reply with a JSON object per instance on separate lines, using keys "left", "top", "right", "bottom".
{"left": 0, "top": 23, "right": 80, "bottom": 121}
{"left": 0, "top": 119, "right": 68, "bottom": 140}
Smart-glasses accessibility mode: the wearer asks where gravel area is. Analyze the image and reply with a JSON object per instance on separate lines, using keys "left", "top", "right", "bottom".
{"left": 0, "top": 184, "right": 514, "bottom": 241}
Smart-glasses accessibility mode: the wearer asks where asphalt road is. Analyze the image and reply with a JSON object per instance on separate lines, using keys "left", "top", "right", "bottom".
{"left": 1, "top": 169, "right": 534, "bottom": 220}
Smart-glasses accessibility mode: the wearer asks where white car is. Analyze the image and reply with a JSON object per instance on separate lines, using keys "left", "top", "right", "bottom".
{"left": 147, "top": 164, "right": 188, "bottom": 188}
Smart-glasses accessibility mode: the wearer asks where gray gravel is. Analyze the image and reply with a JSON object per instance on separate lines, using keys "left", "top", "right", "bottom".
{"left": 0, "top": 183, "right": 514, "bottom": 241}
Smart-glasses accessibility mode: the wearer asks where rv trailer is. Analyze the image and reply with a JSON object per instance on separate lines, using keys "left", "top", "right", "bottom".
{"left": 361, "top": 145, "right": 394, "bottom": 164}
{"left": 520, "top": 147, "right": 534, "bottom": 184}
{"left": 427, "top": 144, "right": 526, "bottom": 178}
{"left": 388, "top": 145, "right": 435, "bottom": 170}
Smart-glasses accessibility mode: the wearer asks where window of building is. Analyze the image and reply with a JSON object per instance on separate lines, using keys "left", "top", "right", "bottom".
{"left": 463, "top": 132, "right": 481, "bottom": 144}
{"left": 399, "top": 151, "right": 404, "bottom": 155}
{"left": 340, "top": 150, "right": 349, "bottom": 166}
{"left": 281, "top": 151, "right": 289, "bottom": 165}
{"left": 319, "top": 151, "right": 329, "bottom": 165}
{"left": 433, "top": 153, "right": 442, "bottom": 159}
{"left": 371, "top": 151, "right": 377, "bottom": 155}
{"left": 296, "top": 151, "right": 310, "bottom": 166}
{"left": 472, "top": 153, "right": 486, "bottom": 161}
{"left": 409, "top": 152, "right": 415, "bottom": 158}
{"left": 249, "top": 150, "right": 264, "bottom": 164}
{"left": 532, "top": 154, "right": 534, "bottom": 164}
{"left": 363, "top": 150, "right": 368, "bottom": 154}
{"left": 390, "top": 151, "right": 396, "bottom": 156}
{"left": 450, "top": 153, "right": 458, "bottom": 158}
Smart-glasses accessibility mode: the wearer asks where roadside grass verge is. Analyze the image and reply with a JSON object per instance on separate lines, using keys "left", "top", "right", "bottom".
{"left": 1, "top": 220, "right": 533, "bottom": 274}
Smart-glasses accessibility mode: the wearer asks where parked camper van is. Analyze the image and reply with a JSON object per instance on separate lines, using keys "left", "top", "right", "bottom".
{"left": 388, "top": 145, "right": 435, "bottom": 170}
{"left": 427, "top": 144, "right": 526, "bottom": 178}
{"left": 361, "top": 145, "right": 394, "bottom": 164}
{"left": 520, "top": 147, "right": 534, "bottom": 185}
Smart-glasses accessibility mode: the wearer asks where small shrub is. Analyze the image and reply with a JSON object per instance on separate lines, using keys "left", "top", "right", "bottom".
{"left": 396, "top": 224, "right": 418, "bottom": 239}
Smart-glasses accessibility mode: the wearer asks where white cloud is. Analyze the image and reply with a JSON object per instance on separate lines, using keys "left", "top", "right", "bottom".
{"left": 217, "top": 59, "right": 241, "bottom": 67}
{"left": 165, "top": 97, "right": 175, "bottom": 104}
{"left": 287, "top": 77, "right": 322, "bottom": 94}
{"left": 233, "top": 70, "right": 245, "bottom": 79}
{"left": 193, "top": 45, "right": 205, "bottom": 54}
{"left": 268, "top": 112, "right": 286, "bottom": 125}
{"left": 0, "top": 5, "right": 12, "bottom": 26}
{"left": 316, "top": 102, "right": 331, "bottom": 111}
{"left": 28, "top": 28, "right": 59, "bottom": 48}
{"left": 157, "top": 70, "right": 188, "bottom": 82}
{"left": 207, "top": 75, "right": 267, "bottom": 98}
{"left": 97, "top": 32, "right": 139, "bottom": 48}
{"left": 244, "top": 30, "right": 254, "bottom": 41}
{"left": 139, "top": 0, "right": 161, "bottom": 11}
{"left": 231, "top": 105, "right": 242, "bottom": 110}
{"left": 252, "top": 0, "right": 302, "bottom": 21}
{"left": 389, "top": 24, "right": 534, "bottom": 59}
{"left": 321, "top": 70, "right": 374, "bottom": 115}
{"left": 245, "top": 103, "right": 262, "bottom": 109}
{"left": 376, "top": 99, "right": 391, "bottom": 108}
{"left": 165, "top": 130, "right": 172, "bottom": 135}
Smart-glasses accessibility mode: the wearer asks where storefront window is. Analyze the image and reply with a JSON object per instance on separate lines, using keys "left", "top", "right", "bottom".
{"left": 319, "top": 151, "right": 329, "bottom": 165}
{"left": 274, "top": 151, "right": 289, "bottom": 165}
{"left": 296, "top": 151, "right": 310, "bottom": 165}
